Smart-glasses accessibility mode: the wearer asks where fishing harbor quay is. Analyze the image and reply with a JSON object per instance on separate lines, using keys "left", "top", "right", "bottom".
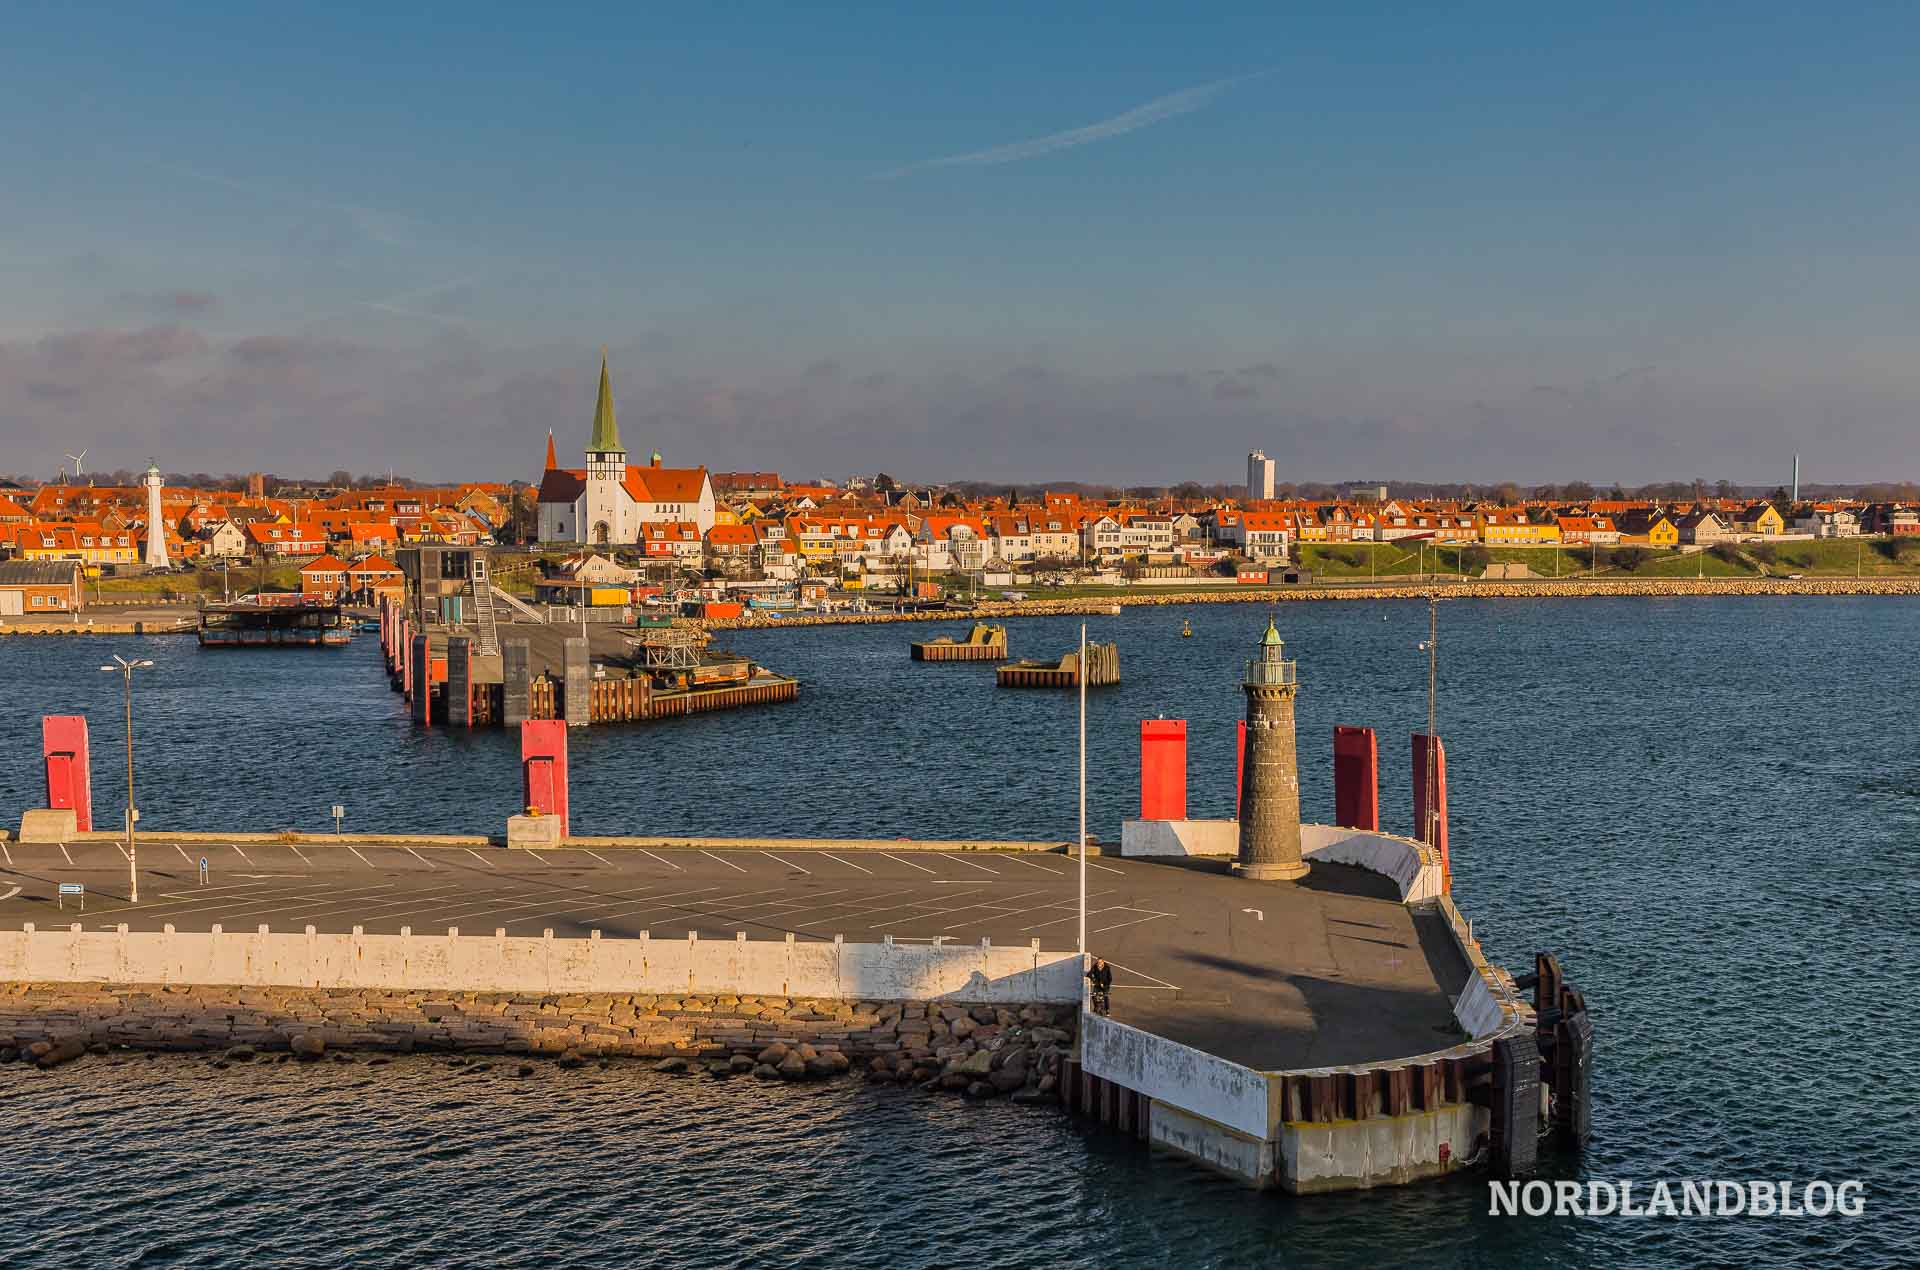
{"left": 383, "top": 545, "right": 796, "bottom": 727}
{"left": 3, "top": 619, "right": 1590, "bottom": 1197}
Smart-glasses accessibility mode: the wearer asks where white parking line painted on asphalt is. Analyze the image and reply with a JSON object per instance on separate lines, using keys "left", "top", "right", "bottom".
{"left": 1, "top": 843, "right": 11, "bottom": 866}
{"left": 1005, "top": 855, "right": 1063, "bottom": 874}
{"left": 426, "top": 890, "right": 612, "bottom": 925}
{"left": 638, "top": 850, "right": 682, "bottom": 871}
{"left": 580, "top": 850, "right": 614, "bottom": 866}
{"left": 266, "top": 885, "right": 472, "bottom": 926}
{"left": 200, "top": 885, "right": 407, "bottom": 924}
{"left": 404, "top": 847, "right": 438, "bottom": 870}
{"left": 139, "top": 886, "right": 368, "bottom": 922}
{"left": 60, "top": 844, "right": 73, "bottom": 866}
{"left": 587, "top": 879, "right": 760, "bottom": 922}
{"left": 603, "top": 884, "right": 801, "bottom": 926}
{"left": 1100, "top": 959, "right": 1182, "bottom": 990}
{"left": 408, "top": 888, "right": 555, "bottom": 923}
{"left": 700, "top": 851, "right": 748, "bottom": 873}
{"left": 1091, "top": 912, "right": 1173, "bottom": 935}
{"left": 770, "top": 887, "right": 921, "bottom": 926}
{"left": 0, "top": 885, "right": 21, "bottom": 902}
{"left": 880, "top": 852, "right": 936, "bottom": 874}
{"left": 286, "top": 844, "right": 311, "bottom": 865}
{"left": 1023, "top": 905, "right": 1165, "bottom": 932}
{"left": 346, "top": 846, "right": 374, "bottom": 868}
{"left": 173, "top": 845, "right": 193, "bottom": 865}
{"left": 463, "top": 849, "right": 498, "bottom": 869}
{"left": 1086, "top": 859, "right": 1126, "bottom": 875}
{"left": 230, "top": 844, "right": 253, "bottom": 865}
{"left": 112, "top": 842, "right": 131, "bottom": 861}
{"left": 934, "top": 889, "right": 1054, "bottom": 930}
{"left": 941, "top": 854, "right": 999, "bottom": 874}
{"left": 155, "top": 883, "right": 276, "bottom": 900}
{"left": 821, "top": 853, "right": 872, "bottom": 874}
{"left": 761, "top": 852, "right": 810, "bottom": 874}
{"left": 576, "top": 885, "right": 728, "bottom": 923}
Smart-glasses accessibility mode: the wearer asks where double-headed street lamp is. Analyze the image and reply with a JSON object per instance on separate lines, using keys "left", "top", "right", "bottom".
{"left": 100, "top": 654, "right": 153, "bottom": 902}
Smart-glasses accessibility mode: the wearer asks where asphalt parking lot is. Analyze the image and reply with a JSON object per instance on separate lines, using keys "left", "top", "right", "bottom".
{"left": 0, "top": 840, "right": 1470, "bottom": 1070}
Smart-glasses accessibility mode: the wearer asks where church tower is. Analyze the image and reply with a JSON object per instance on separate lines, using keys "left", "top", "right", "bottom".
{"left": 583, "top": 350, "right": 626, "bottom": 544}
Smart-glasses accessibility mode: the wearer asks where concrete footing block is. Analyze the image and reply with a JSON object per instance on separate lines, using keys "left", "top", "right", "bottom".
{"left": 18, "top": 808, "right": 79, "bottom": 843}
{"left": 506, "top": 814, "right": 563, "bottom": 850}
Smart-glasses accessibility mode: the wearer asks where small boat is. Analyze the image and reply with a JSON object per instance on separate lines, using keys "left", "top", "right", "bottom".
{"left": 1181, "top": 619, "right": 1192, "bottom": 638}
{"left": 354, "top": 619, "right": 382, "bottom": 633}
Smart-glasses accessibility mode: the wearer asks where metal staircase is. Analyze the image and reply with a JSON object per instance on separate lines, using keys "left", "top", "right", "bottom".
{"left": 490, "top": 585, "right": 546, "bottom": 623}
{"left": 468, "top": 555, "right": 500, "bottom": 655}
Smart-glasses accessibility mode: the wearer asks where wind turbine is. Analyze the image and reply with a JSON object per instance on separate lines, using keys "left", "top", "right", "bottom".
{"left": 65, "top": 449, "right": 88, "bottom": 478}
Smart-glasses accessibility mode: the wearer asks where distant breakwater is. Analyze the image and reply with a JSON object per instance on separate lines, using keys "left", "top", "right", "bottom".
{"left": 704, "top": 576, "right": 1920, "bottom": 631}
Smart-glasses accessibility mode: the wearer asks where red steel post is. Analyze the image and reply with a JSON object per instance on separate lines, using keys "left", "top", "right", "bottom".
{"left": 1413, "top": 733, "right": 1450, "bottom": 889}
{"left": 521, "top": 719, "right": 569, "bottom": 836}
{"left": 41, "top": 715, "right": 93, "bottom": 832}
{"left": 1139, "top": 719, "right": 1188, "bottom": 820}
{"left": 1332, "top": 725, "right": 1380, "bottom": 830}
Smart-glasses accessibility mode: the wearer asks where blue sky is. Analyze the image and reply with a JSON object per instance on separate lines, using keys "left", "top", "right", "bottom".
{"left": 3, "top": 2, "right": 1917, "bottom": 485}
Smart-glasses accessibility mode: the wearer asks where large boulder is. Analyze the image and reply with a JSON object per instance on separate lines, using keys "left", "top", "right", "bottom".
{"left": 949, "top": 1015, "right": 976, "bottom": 1040}
{"left": 652, "top": 1057, "right": 689, "bottom": 1073}
{"left": 776, "top": 1054, "right": 807, "bottom": 1080}
{"left": 757, "top": 1042, "right": 790, "bottom": 1065}
{"left": 290, "top": 1034, "right": 326, "bottom": 1061}
{"left": 35, "top": 1038, "right": 87, "bottom": 1069}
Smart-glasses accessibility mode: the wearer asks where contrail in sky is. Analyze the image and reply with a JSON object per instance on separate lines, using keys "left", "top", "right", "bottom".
{"left": 148, "top": 160, "right": 423, "bottom": 245}
{"left": 873, "top": 72, "right": 1265, "bottom": 180}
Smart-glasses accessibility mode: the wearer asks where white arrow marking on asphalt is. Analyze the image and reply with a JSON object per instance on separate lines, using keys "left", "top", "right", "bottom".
{"left": 236, "top": 874, "right": 302, "bottom": 879}
{"left": 1241, "top": 908, "right": 1264, "bottom": 921}
{"left": 0, "top": 885, "right": 21, "bottom": 902}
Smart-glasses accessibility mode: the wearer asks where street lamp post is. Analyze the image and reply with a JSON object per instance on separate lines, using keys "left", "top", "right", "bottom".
{"left": 100, "top": 654, "right": 154, "bottom": 902}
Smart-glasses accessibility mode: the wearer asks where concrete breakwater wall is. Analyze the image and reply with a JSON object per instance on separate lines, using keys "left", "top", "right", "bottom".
{"left": 0, "top": 925, "right": 1081, "bottom": 1004}
{"left": 705, "top": 576, "right": 1920, "bottom": 630}
{"left": 0, "top": 983, "right": 1077, "bottom": 1101}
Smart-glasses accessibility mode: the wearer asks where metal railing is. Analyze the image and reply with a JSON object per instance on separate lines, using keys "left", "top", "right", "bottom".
{"left": 1244, "top": 657, "right": 1298, "bottom": 686}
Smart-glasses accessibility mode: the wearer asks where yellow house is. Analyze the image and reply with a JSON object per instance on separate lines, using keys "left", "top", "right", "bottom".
{"left": 1738, "top": 503, "right": 1785, "bottom": 535}
{"left": 13, "top": 523, "right": 137, "bottom": 566}
{"left": 1616, "top": 511, "right": 1680, "bottom": 546}
{"left": 1480, "top": 511, "right": 1560, "bottom": 545}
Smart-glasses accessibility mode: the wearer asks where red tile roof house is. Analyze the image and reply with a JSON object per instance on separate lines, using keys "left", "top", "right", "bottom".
{"left": 346, "top": 554, "right": 404, "bottom": 598}
{"left": 299, "top": 553, "right": 348, "bottom": 596}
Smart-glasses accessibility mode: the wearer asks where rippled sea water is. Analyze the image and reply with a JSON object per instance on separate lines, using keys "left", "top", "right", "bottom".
{"left": 3, "top": 597, "right": 1917, "bottom": 1267}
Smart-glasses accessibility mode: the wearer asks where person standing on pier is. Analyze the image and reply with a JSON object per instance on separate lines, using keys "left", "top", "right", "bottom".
{"left": 1086, "top": 958, "right": 1113, "bottom": 1015}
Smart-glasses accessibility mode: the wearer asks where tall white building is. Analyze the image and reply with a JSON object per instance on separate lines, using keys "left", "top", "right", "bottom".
{"left": 141, "top": 463, "right": 168, "bottom": 568}
{"left": 1246, "top": 450, "right": 1276, "bottom": 503}
{"left": 537, "top": 353, "right": 717, "bottom": 544}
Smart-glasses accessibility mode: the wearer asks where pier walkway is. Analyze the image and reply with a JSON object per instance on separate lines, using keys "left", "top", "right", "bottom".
{"left": 0, "top": 841, "right": 1465, "bottom": 1071}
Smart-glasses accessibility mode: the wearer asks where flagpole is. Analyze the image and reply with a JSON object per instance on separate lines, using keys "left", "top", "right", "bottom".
{"left": 1078, "top": 620, "right": 1087, "bottom": 957}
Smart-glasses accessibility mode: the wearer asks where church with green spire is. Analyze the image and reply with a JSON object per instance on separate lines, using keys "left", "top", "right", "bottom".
{"left": 535, "top": 352, "right": 718, "bottom": 545}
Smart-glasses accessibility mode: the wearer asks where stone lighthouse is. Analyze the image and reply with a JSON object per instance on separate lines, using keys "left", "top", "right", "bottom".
{"left": 141, "top": 462, "right": 168, "bottom": 569}
{"left": 1236, "top": 617, "right": 1310, "bottom": 882}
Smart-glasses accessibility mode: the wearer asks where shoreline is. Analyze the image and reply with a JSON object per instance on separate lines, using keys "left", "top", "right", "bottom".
{"left": 6, "top": 574, "right": 1915, "bottom": 639}
{"left": 705, "top": 575, "right": 1920, "bottom": 630}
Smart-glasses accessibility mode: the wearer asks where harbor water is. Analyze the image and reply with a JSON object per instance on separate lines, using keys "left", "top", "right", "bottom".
{"left": 2, "top": 596, "right": 1916, "bottom": 1266}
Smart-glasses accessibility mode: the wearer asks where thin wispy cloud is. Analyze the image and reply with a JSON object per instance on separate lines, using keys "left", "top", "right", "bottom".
{"left": 354, "top": 277, "right": 480, "bottom": 327}
{"left": 148, "top": 160, "right": 425, "bottom": 245}
{"left": 873, "top": 72, "right": 1264, "bottom": 180}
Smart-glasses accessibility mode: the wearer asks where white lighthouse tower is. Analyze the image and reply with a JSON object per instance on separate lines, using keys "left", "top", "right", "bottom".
{"left": 142, "top": 462, "right": 169, "bottom": 569}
